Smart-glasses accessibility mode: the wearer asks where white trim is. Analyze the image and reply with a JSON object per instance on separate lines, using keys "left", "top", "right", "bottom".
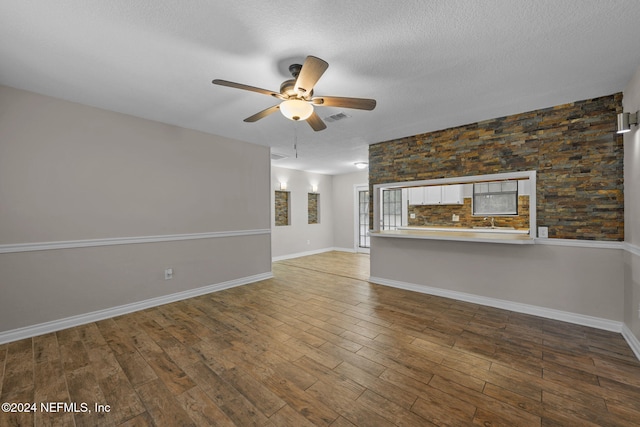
{"left": 272, "top": 247, "right": 350, "bottom": 262}
{"left": 624, "top": 242, "right": 640, "bottom": 257}
{"left": 374, "top": 170, "right": 537, "bottom": 189}
{"left": 535, "top": 238, "right": 624, "bottom": 250}
{"left": 622, "top": 325, "right": 640, "bottom": 361}
{"left": 0, "top": 272, "right": 273, "bottom": 345}
{"left": 0, "top": 229, "right": 271, "bottom": 254}
{"left": 333, "top": 247, "right": 358, "bottom": 254}
{"left": 368, "top": 276, "right": 623, "bottom": 333}
{"left": 354, "top": 183, "right": 370, "bottom": 254}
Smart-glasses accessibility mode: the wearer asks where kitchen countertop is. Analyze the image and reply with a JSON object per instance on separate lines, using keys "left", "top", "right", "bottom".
{"left": 370, "top": 228, "right": 535, "bottom": 244}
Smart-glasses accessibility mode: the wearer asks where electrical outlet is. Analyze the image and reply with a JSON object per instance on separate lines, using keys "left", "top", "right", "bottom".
{"left": 164, "top": 268, "right": 173, "bottom": 280}
{"left": 410, "top": 213, "right": 416, "bottom": 219}
{"left": 452, "top": 214, "right": 460, "bottom": 222}
{"left": 538, "top": 226, "right": 549, "bottom": 238}
{"left": 306, "top": 240, "right": 311, "bottom": 245}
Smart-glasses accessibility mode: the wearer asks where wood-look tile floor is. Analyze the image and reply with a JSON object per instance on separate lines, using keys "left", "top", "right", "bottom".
{"left": 2, "top": 251, "right": 640, "bottom": 426}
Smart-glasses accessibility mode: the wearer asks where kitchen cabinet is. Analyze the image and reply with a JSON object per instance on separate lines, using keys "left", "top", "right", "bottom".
{"left": 441, "top": 184, "right": 464, "bottom": 204}
{"left": 424, "top": 186, "right": 442, "bottom": 204}
{"left": 408, "top": 187, "right": 424, "bottom": 205}
{"left": 408, "top": 185, "right": 463, "bottom": 205}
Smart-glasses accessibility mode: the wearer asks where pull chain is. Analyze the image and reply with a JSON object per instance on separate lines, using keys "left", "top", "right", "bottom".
{"left": 294, "top": 122, "right": 298, "bottom": 158}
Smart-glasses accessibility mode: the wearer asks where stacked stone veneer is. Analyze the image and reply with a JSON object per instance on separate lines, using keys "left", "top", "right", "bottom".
{"left": 308, "top": 193, "right": 319, "bottom": 224}
{"left": 408, "top": 196, "right": 530, "bottom": 230}
{"left": 274, "top": 191, "right": 290, "bottom": 226}
{"left": 370, "top": 94, "right": 624, "bottom": 241}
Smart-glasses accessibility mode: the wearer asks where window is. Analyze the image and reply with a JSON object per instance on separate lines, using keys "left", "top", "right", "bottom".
{"left": 473, "top": 181, "right": 518, "bottom": 216}
{"left": 382, "top": 189, "right": 403, "bottom": 230}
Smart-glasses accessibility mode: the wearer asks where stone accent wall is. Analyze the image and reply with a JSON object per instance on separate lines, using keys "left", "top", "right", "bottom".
{"left": 308, "top": 193, "right": 319, "bottom": 224}
{"left": 275, "top": 191, "right": 290, "bottom": 226}
{"left": 408, "top": 196, "right": 530, "bottom": 230}
{"left": 370, "top": 94, "right": 624, "bottom": 241}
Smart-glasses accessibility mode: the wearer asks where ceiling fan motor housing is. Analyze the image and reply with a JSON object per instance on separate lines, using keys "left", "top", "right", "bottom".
{"left": 280, "top": 78, "right": 313, "bottom": 99}
{"left": 288, "top": 64, "right": 302, "bottom": 78}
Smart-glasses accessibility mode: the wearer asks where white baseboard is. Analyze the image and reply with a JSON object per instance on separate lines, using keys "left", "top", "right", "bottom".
{"left": 273, "top": 247, "right": 357, "bottom": 262}
{"left": 272, "top": 248, "right": 334, "bottom": 262}
{"left": 368, "top": 276, "right": 623, "bottom": 333}
{"left": 0, "top": 272, "right": 273, "bottom": 345}
{"left": 622, "top": 325, "right": 640, "bottom": 361}
{"left": 332, "top": 247, "right": 358, "bottom": 253}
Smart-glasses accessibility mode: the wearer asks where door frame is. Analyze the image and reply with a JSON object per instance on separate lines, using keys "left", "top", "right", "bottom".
{"left": 353, "top": 184, "right": 370, "bottom": 254}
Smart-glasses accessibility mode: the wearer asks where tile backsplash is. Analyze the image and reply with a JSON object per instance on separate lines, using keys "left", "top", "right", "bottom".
{"left": 408, "top": 196, "right": 529, "bottom": 229}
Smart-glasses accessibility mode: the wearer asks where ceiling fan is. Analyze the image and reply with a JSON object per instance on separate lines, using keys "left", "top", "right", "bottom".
{"left": 212, "top": 56, "right": 376, "bottom": 131}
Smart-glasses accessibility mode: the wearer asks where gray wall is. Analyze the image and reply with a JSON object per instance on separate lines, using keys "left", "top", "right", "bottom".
{"left": 623, "top": 65, "right": 640, "bottom": 343}
{"left": 0, "top": 85, "right": 271, "bottom": 334}
{"left": 370, "top": 237, "right": 624, "bottom": 323}
{"left": 271, "top": 166, "right": 334, "bottom": 259}
{"left": 270, "top": 168, "right": 368, "bottom": 258}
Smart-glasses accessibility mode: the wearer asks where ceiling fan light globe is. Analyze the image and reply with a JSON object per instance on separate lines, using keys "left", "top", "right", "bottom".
{"left": 280, "top": 99, "right": 313, "bottom": 121}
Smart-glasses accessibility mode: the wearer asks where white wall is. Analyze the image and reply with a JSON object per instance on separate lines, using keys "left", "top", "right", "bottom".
{"left": 623, "top": 64, "right": 640, "bottom": 347}
{"left": 0, "top": 85, "right": 272, "bottom": 339}
{"left": 271, "top": 166, "right": 334, "bottom": 259}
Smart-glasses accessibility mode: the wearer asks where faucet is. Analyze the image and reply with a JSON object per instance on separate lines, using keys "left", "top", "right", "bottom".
{"left": 484, "top": 217, "right": 495, "bottom": 228}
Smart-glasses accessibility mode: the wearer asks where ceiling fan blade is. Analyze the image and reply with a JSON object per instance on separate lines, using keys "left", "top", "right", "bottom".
{"left": 306, "top": 111, "right": 327, "bottom": 131}
{"left": 212, "top": 79, "right": 285, "bottom": 99}
{"left": 243, "top": 104, "right": 280, "bottom": 122}
{"left": 294, "top": 56, "right": 329, "bottom": 95}
{"left": 311, "top": 96, "right": 376, "bottom": 110}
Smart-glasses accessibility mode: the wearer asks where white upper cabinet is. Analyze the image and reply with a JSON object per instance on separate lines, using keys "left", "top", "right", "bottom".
{"left": 408, "top": 185, "right": 463, "bottom": 205}
{"left": 424, "top": 186, "right": 442, "bottom": 204}
{"left": 441, "top": 184, "right": 464, "bottom": 204}
{"left": 408, "top": 187, "right": 424, "bottom": 205}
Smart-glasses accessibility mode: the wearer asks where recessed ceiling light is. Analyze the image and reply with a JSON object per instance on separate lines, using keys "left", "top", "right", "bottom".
{"left": 354, "top": 162, "right": 368, "bottom": 169}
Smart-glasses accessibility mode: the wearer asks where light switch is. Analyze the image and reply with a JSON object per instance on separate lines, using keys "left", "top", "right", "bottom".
{"left": 538, "top": 227, "right": 548, "bottom": 238}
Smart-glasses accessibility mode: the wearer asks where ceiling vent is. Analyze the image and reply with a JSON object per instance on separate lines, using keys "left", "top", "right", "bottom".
{"left": 270, "top": 153, "right": 288, "bottom": 161}
{"left": 324, "top": 112, "right": 351, "bottom": 123}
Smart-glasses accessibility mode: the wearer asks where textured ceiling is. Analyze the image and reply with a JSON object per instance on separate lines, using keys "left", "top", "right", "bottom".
{"left": 2, "top": 0, "right": 640, "bottom": 174}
